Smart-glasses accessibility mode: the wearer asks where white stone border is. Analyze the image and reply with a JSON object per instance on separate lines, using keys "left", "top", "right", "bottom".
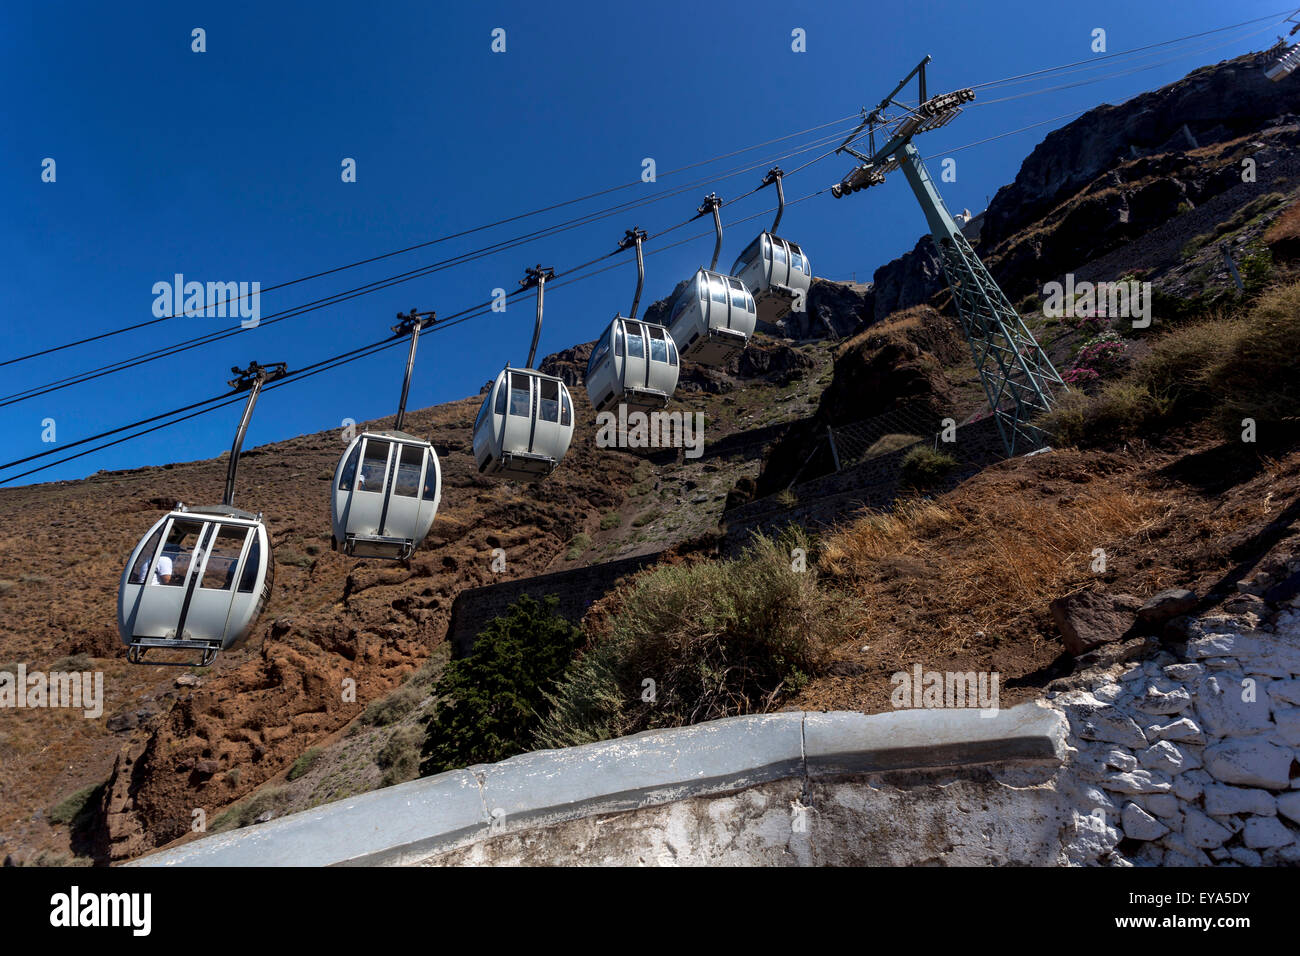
{"left": 131, "top": 702, "right": 1065, "bottom": 867}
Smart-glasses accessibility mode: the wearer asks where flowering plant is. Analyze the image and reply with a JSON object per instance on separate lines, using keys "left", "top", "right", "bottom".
{"left": 1062, "top": 330, "right": 1128, "bottom": 388}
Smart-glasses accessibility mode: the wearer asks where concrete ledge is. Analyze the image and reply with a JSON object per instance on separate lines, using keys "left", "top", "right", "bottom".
{"left": 133, "top": 702, "right": 1065, "bottom": 867}
{"left": 805, "top": 701, "right": 1067, "bottom": 777}
{"left": 469, "top": 712, "right": 806, "bottom": 834}
{"left": 134, "top": 769, "right": 487, "bottom": 868}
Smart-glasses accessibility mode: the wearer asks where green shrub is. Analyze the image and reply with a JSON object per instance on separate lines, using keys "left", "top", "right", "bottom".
{"left": 1137, "top": 315, "right": 1244, "bottom": 400}
{"left": 358, "top": 682, "right": 424, "bottom": 727}
{"left": 50, "top": 653, "right": 94, "bottom": 672}
{"left": 1040, "top": 390, "right": 1094, "bottom": 446}
{"left": 900, "top": 446, "right": 959, "bottom": 488}
{"left": 211, "top": 785, "right": 289, "bottom": 831}
{"left": 378, "top": 725, "right": 424, "bottom": 787}
{"left": 565, "top": 533, "right": 591, "bottom": 561}
{"left": 536, "top": 530, "right": 843, "bottom": 749}
{"left": 1181, "top": 235, "right": 1212, "bottom": 259}
{"left": 287, "top": 747, "right": 322, "bottom": 781}
{"left": 420, "top": 595, "right": 584, "bottom": 775}
{"left": 1042, "top": 382, "right": 1170, "bottom": 446}
{"left": 599, "top": 511, "right": 622, "bottom": 531}
{"left": 1206, "top": 282, "right": 1300, "bottom": 437}
{"left": 49, "top": 784, "right": 101, "bottom": 827}
{"left": 1239, "top": 245, "right": 1275, "bottom": 295}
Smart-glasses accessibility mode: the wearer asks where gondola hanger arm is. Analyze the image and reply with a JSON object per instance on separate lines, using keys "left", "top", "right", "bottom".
{"left": 391, "top": 309, "right": 436, "bottom": 431}
{"left": 693, "top": 194, "right": 725, "bottom": 271}
{"left": 520, "top": 265, "right": 555, "bottom": 368}
{"left": 618, "top": 228, "right": 648, "bottom": 318}
{"left": 227, "top": 361, "right": 288, "bottom": 392}
{"left": 392, "top": 308, "right": 437, "bottom": 337}
{"left": 761, "top": 167, "right": 786, "bottom": 234}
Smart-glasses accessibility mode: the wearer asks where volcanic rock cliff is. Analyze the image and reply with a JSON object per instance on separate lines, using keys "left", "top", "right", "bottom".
{"left": 865, "top": 48, "right": 1300, "bottom": 317}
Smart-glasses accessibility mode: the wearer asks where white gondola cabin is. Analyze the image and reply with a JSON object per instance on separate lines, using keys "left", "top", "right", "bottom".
{"left": 119, "top": 361, "right": 284, "bottom": 666}
{"left": 666, "top": 268, "right": 757, "bottom": 366}
{"left": 731, "top": 233, "right": 812, "bottom": 325}
{"left": 332, "top": 430, "right": 441, "bottom": 559}
{"left": 586, "top": 317, "right": 679, "bottom": 413}
{"left": 473, "top": 365, "right": 575, "bottom": 481}
{"left": 118, "top": 504, "right": 274, "bottom": 666}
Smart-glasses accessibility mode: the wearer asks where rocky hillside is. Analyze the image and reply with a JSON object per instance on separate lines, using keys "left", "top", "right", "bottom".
{"left": 864, "top": 49, "right": 1300, "bottom": 318}
{"left": 743, "top": 48, "right": 1300, "bottom": 499}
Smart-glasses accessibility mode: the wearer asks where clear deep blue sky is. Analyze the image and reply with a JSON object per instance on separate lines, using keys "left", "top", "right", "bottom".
{"left": 1, "top": 0, "right": 1290, "bottom": 485}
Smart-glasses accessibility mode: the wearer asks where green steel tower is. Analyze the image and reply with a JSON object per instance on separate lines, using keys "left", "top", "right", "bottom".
{"left": 833, "top": 56, "right": 1067, "bottom": 456}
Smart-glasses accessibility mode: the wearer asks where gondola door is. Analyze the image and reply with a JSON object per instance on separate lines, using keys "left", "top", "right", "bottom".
{"left": 768, "top": 237, "right": 791, "bottom": 293}
{"left": 531, "top": 375, "right": 567, "bottom": 460}
{"left": 381, "top": 442, "right": 427, "bottom": 551}
{"left": 126, "top": 515, "right": 207, "bottom": 640}
{"left": 621, "top": 322, "right": 649, "bottom": 397}
{"left": 353, "top": 435, "right": 394, "bottom": 532}
{"left": 180, "top": 522, "right": 252, "bottom": 645}
{"left": 501, "top": 370, "right": 534, "bottom": 459}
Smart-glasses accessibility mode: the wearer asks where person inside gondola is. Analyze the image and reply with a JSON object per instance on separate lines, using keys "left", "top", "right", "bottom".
{"left": 152, "top": 552, "right": 174, "bottom": 585}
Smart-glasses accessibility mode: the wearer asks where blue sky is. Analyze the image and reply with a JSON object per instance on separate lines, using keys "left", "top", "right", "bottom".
{"left": 1, "top": 0, "right": 1291, "bottom": 485}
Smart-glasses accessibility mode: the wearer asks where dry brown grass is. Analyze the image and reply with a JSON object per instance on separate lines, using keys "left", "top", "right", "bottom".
{"left": 1043, "top": 282, "right": 1300, "bottom": 447}
{"left": 864, "top": 433, "right": 923, "bottom": 457}
{"left": 821, "top": 485, "right": 1168, "bottom": 658}
{"left": 1263, "top": 200, "right": 1300, "bottom": 246}
{"left": 835, "top": 308, "right": 925, "bottom": 355}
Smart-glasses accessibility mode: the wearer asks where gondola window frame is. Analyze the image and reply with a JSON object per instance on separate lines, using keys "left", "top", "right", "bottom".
{"left": 199, "top": 524, "right": 252, "bottom": 592}
{"left": 157, "top": 517, "right": 206, "bottom": 588}
{"left": 538, "top": 377, "right": 560, "bottom": 423}
{"left": 128, "top": 524, "right": 166, "bottom": 585}
{"left": 626, "top": 323, "right": 644, "bottom": 359}
{"left": 237, "top": 532, "right": 261, "bottom": 593}
{"left": 338, "top": 441, "right": 362, "bottom": 491}
{"left": 358, "top": 437, "right": 393, "bottom": 493}
{"left": 393, "top": 443, "right": 424, "bottom": 498}
{"left": 648, "top": 326, "right": 668, "bottom": 362}
{"left": 421, "top": 451, "right": 439, "bottom": 501}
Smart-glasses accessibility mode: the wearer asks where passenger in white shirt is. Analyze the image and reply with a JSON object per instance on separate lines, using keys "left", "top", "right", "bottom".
{"left": 153, "top": 554, "right": 174, "bottom": 585}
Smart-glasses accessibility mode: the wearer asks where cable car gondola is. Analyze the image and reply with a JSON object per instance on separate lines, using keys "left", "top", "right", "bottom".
{"left": 472, "top": 266, "right": 575, "bottom": 480}
{"left": 585, "top": 228, "right": 680, "bottom": 414}
{"left": 331, "top": 311, "right": 442, "bottom": 560}
{"left": 118, "top": 362, "right": 285, "bottom": 666}
{"left": 665, "top": 194, "right": 756, "bottom": 367}
{"left": 730, "top": 168, "right": 813, "bottom": 325}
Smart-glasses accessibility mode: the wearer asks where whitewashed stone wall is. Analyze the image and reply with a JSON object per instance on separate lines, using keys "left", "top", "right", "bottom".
{"left": 1053, "top": 605, "right": 1300, "bottom": 866}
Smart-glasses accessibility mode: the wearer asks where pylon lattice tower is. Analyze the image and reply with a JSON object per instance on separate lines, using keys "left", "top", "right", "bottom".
{"left": 833, "top": 56, "right": 1067, "bottom": 457}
